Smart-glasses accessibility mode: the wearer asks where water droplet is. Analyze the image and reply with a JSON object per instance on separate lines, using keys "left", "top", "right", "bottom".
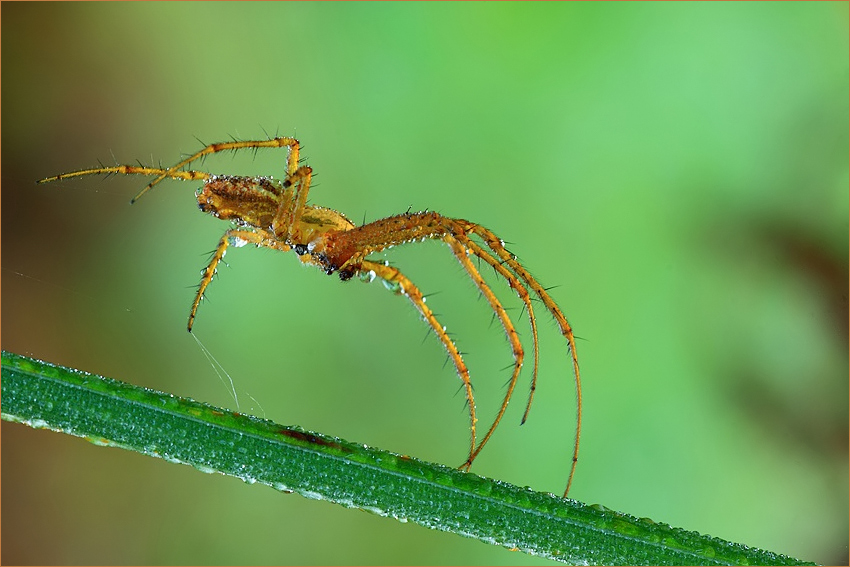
{"left": 382, "top": 279, "right": 403, "bottom": 294}
{"left": 193, "top": 463, "right": 216, "bottom": 475}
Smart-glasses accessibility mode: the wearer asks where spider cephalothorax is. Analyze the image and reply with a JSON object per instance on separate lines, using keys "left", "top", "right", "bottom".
{"left": 39, "top": 136, "right": 582, "bottom": 497}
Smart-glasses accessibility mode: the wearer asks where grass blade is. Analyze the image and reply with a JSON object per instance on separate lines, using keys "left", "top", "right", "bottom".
{"left": 1, "top": 350, "right": 814, "bottom": 566}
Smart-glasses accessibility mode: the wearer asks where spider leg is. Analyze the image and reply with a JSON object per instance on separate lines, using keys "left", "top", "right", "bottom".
{"left": 464, "top": 222, "right": 582, "bottom": 498}
{"left": 271, "top": 165, "right": 313, "bottom": 243}
{"left": 448, "top": 235, "right": 541, "bottom": 470}
{"left": 189, "top": 228, "right": 291, "bottom": 331}
{"left": 38, "top": 166, "right": 210, "bottom": 184}
{"left": 360, "top": 259, "right": 477, "bottom": 467}
{"left": 443, "top": 236, "right": 526, "bottom": 472}
{"left": 461, "top": 238, "right": 540, "bottom": 426}
{"left": 129, "top": 137, "right": 301, "bottom": 203}
{"left": 309, "top": 211, "right": 579, "bottom": 494}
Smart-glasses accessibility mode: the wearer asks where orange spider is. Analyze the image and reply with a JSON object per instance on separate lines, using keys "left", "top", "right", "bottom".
{"left": 38, "top": 136, "right": 582, "bottom": 497}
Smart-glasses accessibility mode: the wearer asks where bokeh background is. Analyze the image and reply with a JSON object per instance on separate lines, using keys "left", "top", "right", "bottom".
{"left": 2, "top": 2, "right": 847, "bottom": 565}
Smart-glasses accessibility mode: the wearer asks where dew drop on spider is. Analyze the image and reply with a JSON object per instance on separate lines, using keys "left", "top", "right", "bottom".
{"left": 382, "top": 279, "right": 404, "bottom": 295}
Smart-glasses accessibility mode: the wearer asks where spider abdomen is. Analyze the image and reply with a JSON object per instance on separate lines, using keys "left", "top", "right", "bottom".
{"left": 197, "top": 175, "right": 285, "bottom": 230}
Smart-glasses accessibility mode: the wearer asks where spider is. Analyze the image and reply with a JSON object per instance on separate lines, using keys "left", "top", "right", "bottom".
{"left": 39, "top": 136, "right": 582, "bottom": 497}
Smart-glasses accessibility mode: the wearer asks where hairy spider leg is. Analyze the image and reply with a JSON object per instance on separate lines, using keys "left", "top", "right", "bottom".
{"left": 319, "top": 211, "right": 579, "bottom": 494}
{"left": 336, "top": 212, "right": 582, "bottom": 496}
{"left": 189, "top": 228, "right": 291, "bottom": 331}
{"left": 271, "top": 165, "right": 313, "bottom": 243}
{"left": 448, "top": 235, "right": 541, "bottom": 468}
{"left": 360, "top": 259, "right": 478, "bottom": 465}
{"left": 128, "top": 137, "right": 301, "bottom": 203}
{"left": 38, "top": 137, "right": 302, "bottom": 200}
{"left": 37, "top": 149, "right": 313, "bottom": 329}
{"left": 466, "top": 223, "right": 582, "bottom": 498}
{"left": 37, "top": 165, "right": 210, "bottom": 185}
{"left": 462, "top": 237, "right": 541, "bottom": 421}
{"left": 443, "top": 236, "right": 525, "bottom": 472}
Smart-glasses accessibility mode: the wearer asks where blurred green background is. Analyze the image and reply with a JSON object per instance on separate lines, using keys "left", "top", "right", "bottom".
{"left": 2, "top": 2, "right": 847, "bottom": 565}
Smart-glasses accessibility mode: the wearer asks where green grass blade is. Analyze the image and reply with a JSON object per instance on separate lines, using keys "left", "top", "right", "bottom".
{"left": 1, "top": 350, "right": 814, "bottom": 566}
